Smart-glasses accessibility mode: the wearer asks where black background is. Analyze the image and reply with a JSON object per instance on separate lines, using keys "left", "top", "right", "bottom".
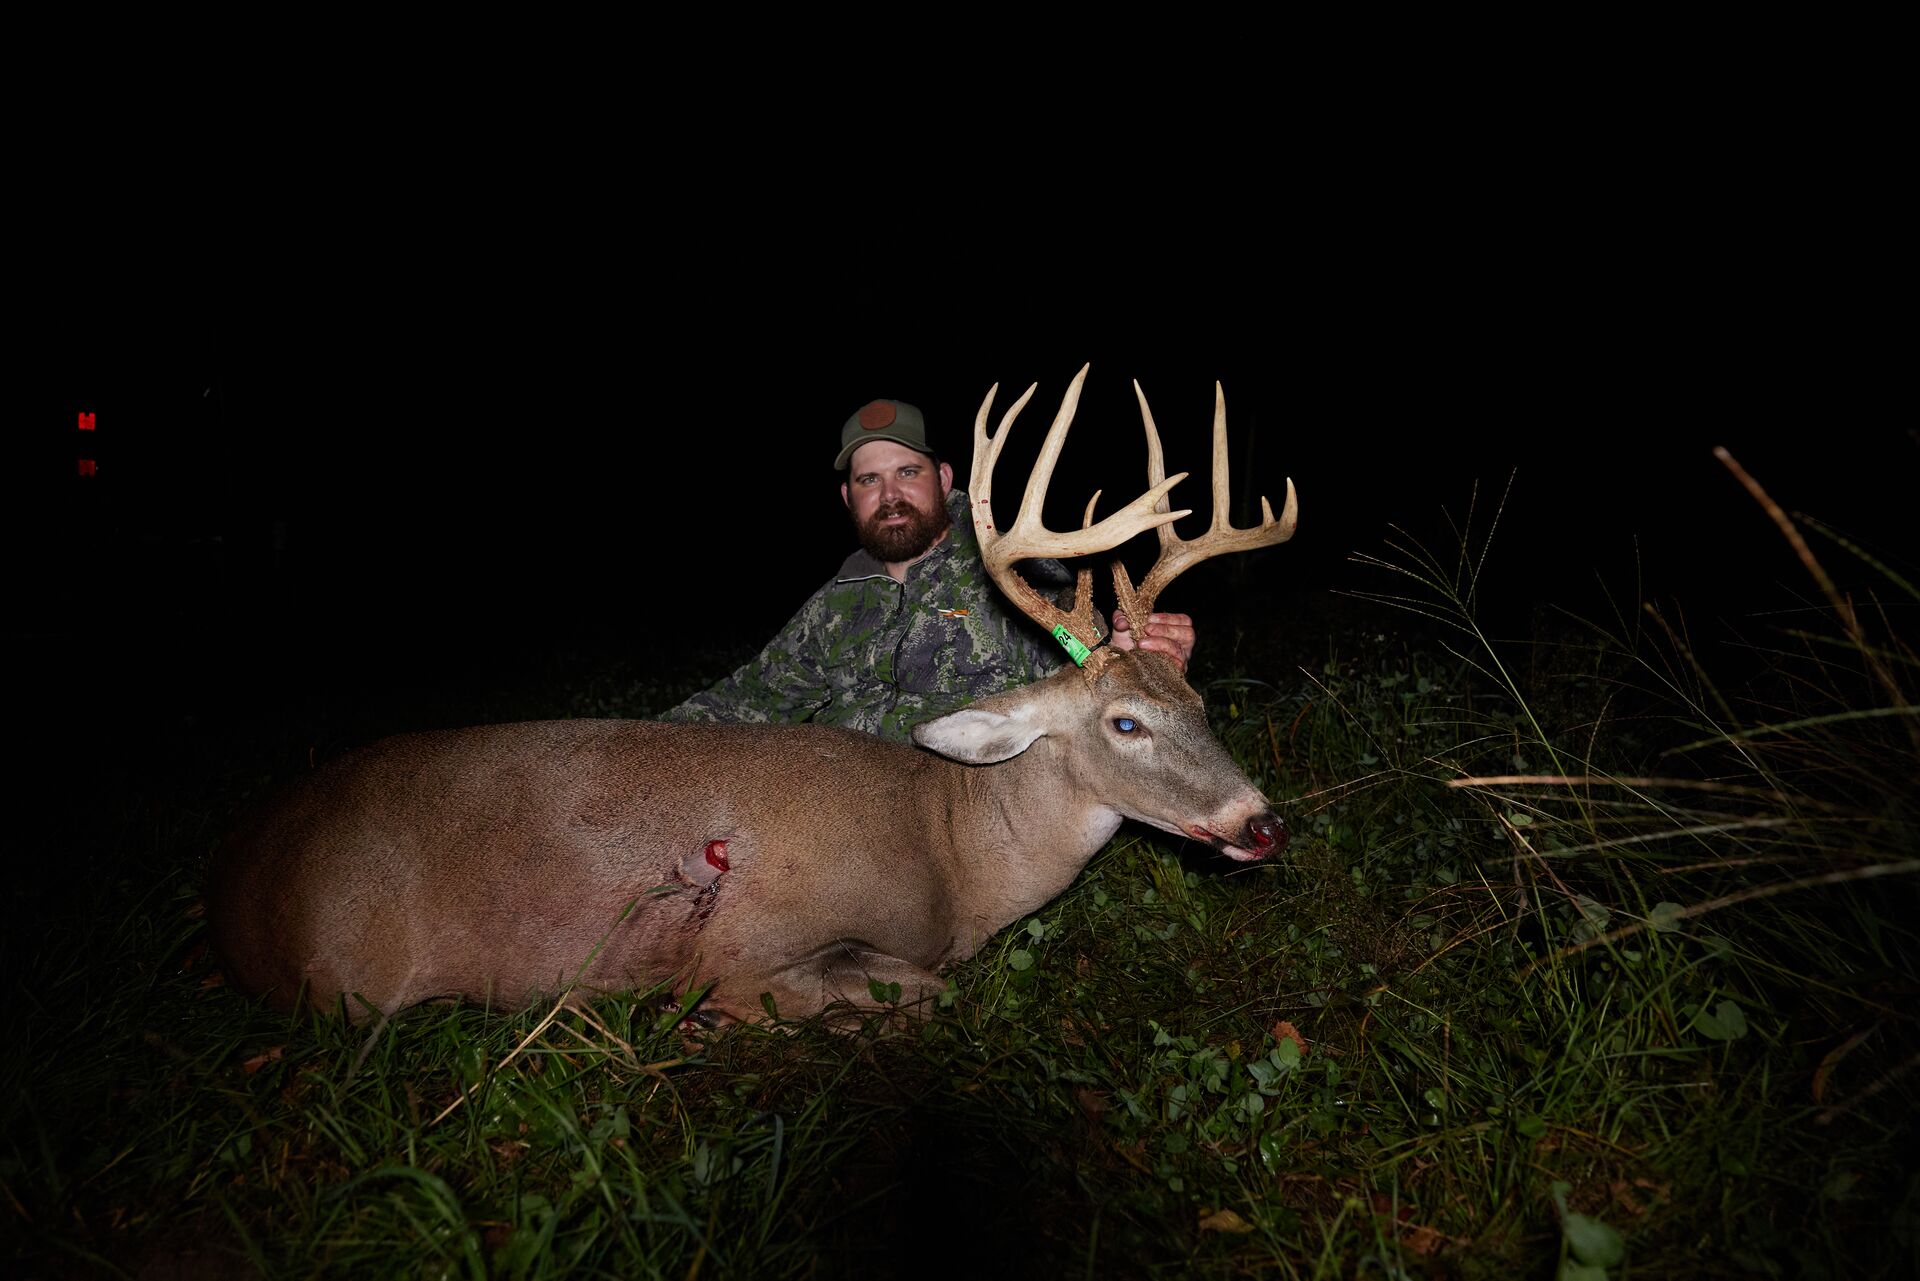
{"left": 15, "top": 135, "right": 1911, "bottom": 747}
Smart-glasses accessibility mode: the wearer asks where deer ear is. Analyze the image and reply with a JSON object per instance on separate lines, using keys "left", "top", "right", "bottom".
{"left": 913, "top": 706, "right": 1047, "bottom": 764}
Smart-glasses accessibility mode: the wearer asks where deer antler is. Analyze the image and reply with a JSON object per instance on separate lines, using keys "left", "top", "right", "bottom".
{"left": 971, "top": 364, "right": 1190, "bottom": 669}
{"left": 1109, "top": 379, "right": 1298, "bottom": 632}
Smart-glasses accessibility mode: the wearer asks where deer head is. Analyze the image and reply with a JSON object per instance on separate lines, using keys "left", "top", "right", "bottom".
{"left": 916, "top": 362, "right": 1298, "bottom": 861}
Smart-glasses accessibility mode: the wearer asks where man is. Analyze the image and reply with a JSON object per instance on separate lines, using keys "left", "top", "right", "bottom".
{"left": 661, "top": 398, "right": 1195, "bottom": 742}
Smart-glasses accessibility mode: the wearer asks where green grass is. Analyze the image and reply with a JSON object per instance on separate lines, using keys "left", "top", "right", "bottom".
{"left": 7, "top": 469, "right": 1919, "bottom": 1278}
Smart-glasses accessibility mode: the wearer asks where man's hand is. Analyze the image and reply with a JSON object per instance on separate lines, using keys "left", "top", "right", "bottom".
{"left": 1109, "top": 611, "right": 1196, "bottom": 671}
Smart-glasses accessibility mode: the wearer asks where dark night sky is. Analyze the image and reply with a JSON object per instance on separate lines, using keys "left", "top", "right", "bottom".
{"left": 16, "top": 182, "right": 1911, "bottom": 742}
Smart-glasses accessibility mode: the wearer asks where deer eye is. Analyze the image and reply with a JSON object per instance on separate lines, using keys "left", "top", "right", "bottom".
{"left": 1113, "top": 717, "right": 1138, "bottom": 734}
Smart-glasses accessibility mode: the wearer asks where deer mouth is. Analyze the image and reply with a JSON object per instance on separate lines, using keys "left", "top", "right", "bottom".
{"left": 1187, "top": 811, "right": 1289, "bottom": 862}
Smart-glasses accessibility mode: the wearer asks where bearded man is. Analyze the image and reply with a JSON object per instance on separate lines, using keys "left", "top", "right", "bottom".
{"left": 662, "top": 399, "right": 1195, "bottom": 742}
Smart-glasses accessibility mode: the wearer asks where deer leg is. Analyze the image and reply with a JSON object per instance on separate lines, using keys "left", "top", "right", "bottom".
{"left": 816, "top": 942, "right": 947, "bottom": 1015}
{"left": 711, "top": 940, "right": 947, "bottom": 1024}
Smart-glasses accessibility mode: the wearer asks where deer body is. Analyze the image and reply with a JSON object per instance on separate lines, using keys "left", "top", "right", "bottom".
{"left": 209, "top": 653, "right": 1276, "bottom": 1022}
{"left": 208, "top": 366, "right": 1299, "bottom": 1024}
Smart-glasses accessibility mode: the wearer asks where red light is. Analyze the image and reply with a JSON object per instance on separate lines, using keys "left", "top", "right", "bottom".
{"left": 78, "top": 459, "right": 97, "bottom": 477}
{"left": 78, "top": 411, "right": 96, "bottom": 431}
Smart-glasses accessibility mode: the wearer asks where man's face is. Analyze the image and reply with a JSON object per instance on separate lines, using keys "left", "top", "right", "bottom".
{"left": 842, "top": 440, "right": 954, "bottom": 566}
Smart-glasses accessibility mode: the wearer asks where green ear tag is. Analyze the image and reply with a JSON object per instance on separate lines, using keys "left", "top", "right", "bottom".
{"left": 1051, "top": 625, "right": 1091, "bottom": 667}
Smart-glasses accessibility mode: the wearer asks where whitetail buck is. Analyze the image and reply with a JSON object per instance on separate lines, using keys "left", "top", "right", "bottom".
{"left": 207, "top": 365, "right": 1299, "bottom": 1024}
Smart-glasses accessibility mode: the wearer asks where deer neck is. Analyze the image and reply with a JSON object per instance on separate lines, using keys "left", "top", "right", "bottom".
{"left": 938, "top": 736, "right": 1121, "bottom": 950}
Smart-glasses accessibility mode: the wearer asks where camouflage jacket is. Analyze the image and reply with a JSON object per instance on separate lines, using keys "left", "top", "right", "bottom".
{"left": 663, "top": 490, "right": 1090, "bottom": 741}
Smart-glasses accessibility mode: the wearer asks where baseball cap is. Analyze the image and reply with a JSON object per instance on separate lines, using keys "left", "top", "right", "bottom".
{"left": 834, "top": 399, "right": 934, "bottom": 470}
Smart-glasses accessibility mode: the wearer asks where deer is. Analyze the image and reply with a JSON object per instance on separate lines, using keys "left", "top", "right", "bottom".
{"left": 206, "top": 365, "right": 1299, "bottom": 1026}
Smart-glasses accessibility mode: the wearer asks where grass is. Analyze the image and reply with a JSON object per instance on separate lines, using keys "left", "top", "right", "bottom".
{"left": 6, "top": 459, "right": 1918, "bottom": 1278}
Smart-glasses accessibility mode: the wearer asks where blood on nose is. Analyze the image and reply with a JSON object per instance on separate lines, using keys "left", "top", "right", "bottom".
{"left": 1245, "top": 812, "right": 1289, "bottom": 855}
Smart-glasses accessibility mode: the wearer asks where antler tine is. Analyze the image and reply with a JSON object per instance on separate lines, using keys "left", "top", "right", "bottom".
{"left": 971, "top": 379, "right": 1038, "bottom": 527}
{"left": 1013, "top": 363, "right": 1091, "bottom": 536}
{"left": 1131, "top": 378, "right": 1180, "bottom": 560}
{"left": 1120, "top": 380, "right": 1299, "bottom": 620}
{"left": 969, "top": 367, "right": 1193, "bottom": 664}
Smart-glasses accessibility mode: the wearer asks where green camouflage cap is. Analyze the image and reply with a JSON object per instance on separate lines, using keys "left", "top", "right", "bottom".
{"left": 834, "top": 399, "right": 933, "bottom": 470}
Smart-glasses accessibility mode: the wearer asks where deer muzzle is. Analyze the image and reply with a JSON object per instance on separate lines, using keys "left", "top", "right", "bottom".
{"left": 1188, "top": 810, "right": 1290, "bottom": 862}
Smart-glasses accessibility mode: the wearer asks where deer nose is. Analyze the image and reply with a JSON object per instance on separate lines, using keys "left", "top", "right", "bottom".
{"left": 1243, "top": 811, "right": 1289, "bottom": 856}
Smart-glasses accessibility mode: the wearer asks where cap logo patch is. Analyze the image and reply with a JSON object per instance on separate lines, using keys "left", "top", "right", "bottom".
{"left": 858, "top": 401, "right": 897, "bottom": 431}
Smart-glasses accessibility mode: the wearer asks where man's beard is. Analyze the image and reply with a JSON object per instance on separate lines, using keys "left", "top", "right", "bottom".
{"left": 854, "top": 496, "right": 952, "bottom": 564}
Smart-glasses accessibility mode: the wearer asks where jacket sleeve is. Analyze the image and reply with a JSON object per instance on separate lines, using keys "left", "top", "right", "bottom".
{"left": 658, "top": 587, "right": 836, "bottom": 726}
